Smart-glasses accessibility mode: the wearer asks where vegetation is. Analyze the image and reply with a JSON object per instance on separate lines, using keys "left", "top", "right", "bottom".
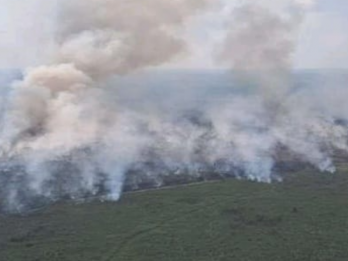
{"left": 1, "top": 167, "right": 348, "bottom": 261}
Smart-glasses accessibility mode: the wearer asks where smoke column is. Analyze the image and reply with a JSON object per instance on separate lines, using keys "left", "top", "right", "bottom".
{"left": 1, "top": 0, "right": 348, "bottom": 213}
{"left": 214, "top": 0, "right": 341, "bottom": 177}
{"left": 0, "top": 0, "right": 213, "bottom": 211}
{"left": 218, "top": 0, "right": 315, "bottom": 97}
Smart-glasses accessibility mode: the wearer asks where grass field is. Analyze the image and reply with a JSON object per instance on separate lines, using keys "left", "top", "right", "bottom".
{"left": 1, "top": 168, "right": 348, "bottom": 261}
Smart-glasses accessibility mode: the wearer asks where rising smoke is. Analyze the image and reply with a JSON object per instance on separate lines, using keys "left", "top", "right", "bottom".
{"left": 1, "top": 0, "right": 347, "bottom": 213}
{"left": 215, "top": 0, "right": 342, "bottom": 173}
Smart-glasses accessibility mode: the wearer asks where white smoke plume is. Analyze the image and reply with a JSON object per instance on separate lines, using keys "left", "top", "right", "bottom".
{"left": 213, "top": 0, "right": 343, "bottom": 173}
{"left": 0, "top": 0, "right": 214, "bottom": 211}
{"left": 214, "top": 0, "right": 342, "bottom": 175}
{"left": 1, "top": 0, "right": 215, "bottom": 155}
{"left": 218, "top": 0, "right": 315, "bottom": 95}
{"left": 0, "top": 0, "right": 347, "bottom": 213}
{"left": 56, "top": 0, "right": 217, "bottom": 78}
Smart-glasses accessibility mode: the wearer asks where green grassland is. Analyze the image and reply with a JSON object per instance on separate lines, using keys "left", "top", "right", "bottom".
{"left": 1, "top": 167, "right": 348, "bottom": 261}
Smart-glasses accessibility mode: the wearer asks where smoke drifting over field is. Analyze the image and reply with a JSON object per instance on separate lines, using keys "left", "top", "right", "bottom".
{"left": 1, "top": 0, "right": 347, "bottom": 213}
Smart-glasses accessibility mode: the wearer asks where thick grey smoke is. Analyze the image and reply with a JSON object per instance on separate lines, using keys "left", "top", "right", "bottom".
{"left": 56, "top": 0, "right": 214, "bottom": 78}
{"left": 0, "top": 0, "right": 213, "bottom": 211}
{"left": 1, "top": 0, "right": 214, "bottom": 156}
{"left": 0, "top": 0, "right": 347, "bottom": 213}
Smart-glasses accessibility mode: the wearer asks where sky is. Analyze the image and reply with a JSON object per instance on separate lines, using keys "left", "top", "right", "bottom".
{"left": 0, "top": 0, "right": 347, "bottom": 70}
{"left": 0, "top": 0, "right": 56, "bottom": 69}
{"left": 294, "top": 0, "right": 348, "bottom": 69}
{"left": 298, "top": 0, "right": 348, "bottom": 69}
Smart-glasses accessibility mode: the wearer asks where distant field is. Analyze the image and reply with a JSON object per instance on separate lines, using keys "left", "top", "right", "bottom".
{"left": 1, "top": 167, "right": 348, "bottom": 261}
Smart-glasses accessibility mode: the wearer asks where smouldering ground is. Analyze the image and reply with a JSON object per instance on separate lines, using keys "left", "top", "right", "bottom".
{"left": 1, "top": 168, "right": 348, "bottom": 261}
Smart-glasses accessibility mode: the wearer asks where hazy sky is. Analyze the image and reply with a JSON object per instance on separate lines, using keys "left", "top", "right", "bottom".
{"left": 294, "top": 0, "right": 348, "bottom": 69}
{"left": 0, "top": 0, "right": 347, "bottom": 70}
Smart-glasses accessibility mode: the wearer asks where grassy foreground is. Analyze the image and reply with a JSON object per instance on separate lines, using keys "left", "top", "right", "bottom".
{"left": 1, "top": 170, "right": 348, "bottom": 261}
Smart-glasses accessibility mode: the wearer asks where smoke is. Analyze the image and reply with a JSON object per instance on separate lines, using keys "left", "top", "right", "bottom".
{"left": 219, "top": 5, "right": 293, "bottom": 72}
{"left": 55, "top": 0, "right": 216, "bottom": 78}
{"left": 0, "top": 0, "right": 215, "bottom": 156}
{"left": 218, "top": 0, "right": 317, "bottom": 97}
{"left": 213, "top": 0, "right": 343, "bottom": 173}
{"left": 1, "top": 0, "right": 347, "bottom": 213}
{"left": 214, "top": 0, "right": 344, "bottom": 174}
{"left": 0, "top": 0, "right": 213, "bottom": 211}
